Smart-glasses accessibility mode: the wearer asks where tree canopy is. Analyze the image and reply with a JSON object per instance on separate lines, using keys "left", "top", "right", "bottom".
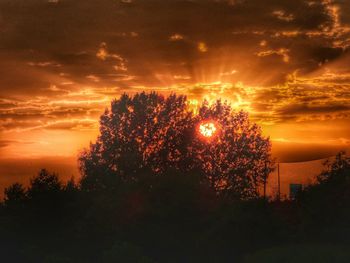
{"left": 79, "top": 92, "right": 273, "bottom": 199}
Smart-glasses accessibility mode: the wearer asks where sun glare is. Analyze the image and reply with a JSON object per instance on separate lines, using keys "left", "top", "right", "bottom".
{"left": 199, "top": 122, "right": 217, "bottom": 138}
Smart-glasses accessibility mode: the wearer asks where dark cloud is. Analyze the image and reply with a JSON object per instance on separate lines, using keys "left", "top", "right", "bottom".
{"left": 0, "top": 0, "right": 349, "bottom": 90}
{"left": 0, "top": 140, "right": 12, "bottom": 148}
{"left": 272, "top": 141, "right": 350, "bottom": 162}
{"left": 0, "top": 140, "right": 35, "bottom": 148}
{"left": 277, "top": 103, "right": 350, "bottom": 116}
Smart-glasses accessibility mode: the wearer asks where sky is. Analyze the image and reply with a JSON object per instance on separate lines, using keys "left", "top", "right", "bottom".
{"left": 1, "top": 0, "right": 350, "bottom": 186}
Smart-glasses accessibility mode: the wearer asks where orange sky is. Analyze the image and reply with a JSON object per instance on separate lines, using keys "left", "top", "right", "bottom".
{"left": 0, "top": 0, "right": 350, "bottom": 183}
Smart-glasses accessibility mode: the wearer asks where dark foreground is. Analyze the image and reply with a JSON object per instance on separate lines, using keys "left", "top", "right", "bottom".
{"left": 1, "top": 154, "right": 350, "bottom": 263}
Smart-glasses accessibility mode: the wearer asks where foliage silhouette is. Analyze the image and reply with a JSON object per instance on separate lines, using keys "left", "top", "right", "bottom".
{"left": 297, "top": 152, "right": 350, "bottom": 240}
{"left": 28, "top": 169, "right": 62, "bottom": 199}
{"left": 4, "top": 183, "right": 27, "bottom": 208}
{"left": 79, "top": 92, "right": 273, "bottom": 199}
{"left": 192, "top": 100, "right": 273, "bottom": 199}
{"left": 1, "top": 152, "right": 349, "bottom": 262}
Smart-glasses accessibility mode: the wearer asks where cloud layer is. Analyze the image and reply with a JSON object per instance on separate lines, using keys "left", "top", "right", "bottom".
{"left": 0, "top": 0, "right": 350, "bottom": 159}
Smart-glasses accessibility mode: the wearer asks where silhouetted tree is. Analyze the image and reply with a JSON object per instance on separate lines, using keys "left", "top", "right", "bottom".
{"left": 317, "top": 151, "right": 350, "bottom": 183}
{"left": 25, "top": 169, "right": 65, "bottom": 231}
{"left": 79, "top": 92, "right": 273, "bottom": 199}
{"left": 79, "top": 92, "right": 194, "bottom": 191}
{"left": 4, "top": 183, "right": 27, "bottom": 208}
{"left": 193, "top": 100, "right": 273, "bottom": 199}
{"left": 298, "top": 152, "right": 350, "bottom": 239}
{"left": 2, "top": 157, "right": 350, "bottom": 262}
{"left": 27, "top": 169, "right": 62, "bottom": 200}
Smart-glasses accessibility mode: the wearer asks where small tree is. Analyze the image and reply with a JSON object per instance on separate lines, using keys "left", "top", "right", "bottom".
{"left": 318, "top": 151, "right": 350, "bottom": 183}
{"left": 4, "top": 183, "right": 27, "bottom": 207}
{"left": 298, "top": 152, "right": 350, "bottom": 229}
{"left": 27, "top": 169, "right": 62, "bottom": 200}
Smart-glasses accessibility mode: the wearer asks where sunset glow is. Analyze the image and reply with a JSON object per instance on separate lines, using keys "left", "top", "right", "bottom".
{"left": 0, "top": 0, "right": 350, "bottom": 184}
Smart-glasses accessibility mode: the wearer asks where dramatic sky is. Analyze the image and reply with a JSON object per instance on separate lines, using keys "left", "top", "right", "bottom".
{"left": 1, "top": 0, "right": 350, "bottom": 184}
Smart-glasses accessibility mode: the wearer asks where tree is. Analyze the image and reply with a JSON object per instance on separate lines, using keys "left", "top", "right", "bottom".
{"left": 27, "top": 169, "right": 62, "bottom": 199}
{"left": 298, "top": 152, "right": 350, "bottom": 235}
{"left": 79, "top": 92, "right": 273, "bottom": 199}
{"left": 193, "top": 100, "right": 273, "bottom": 199}
{"left": 79, "top": 92, "right": 194, "bottom": 191}
{"left": 317, "top": 151, "right": 350, "bottom": 183}
{"left": 4, "top": 183, "right": 27, "bottom": 207}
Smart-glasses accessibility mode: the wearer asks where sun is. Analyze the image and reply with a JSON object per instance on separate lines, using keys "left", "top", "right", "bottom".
{"left": 199, "top": 122, "right": 217, "bottom": 138}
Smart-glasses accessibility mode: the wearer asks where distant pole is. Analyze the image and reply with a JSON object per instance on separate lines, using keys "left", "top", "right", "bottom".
{"left": 263, "top": 161, "right": 267, "bottom": 200}
{"left": 277, "top": 162, "right": 281, "bottom": 201}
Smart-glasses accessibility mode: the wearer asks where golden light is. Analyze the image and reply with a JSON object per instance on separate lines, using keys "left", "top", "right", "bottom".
{"left": 199, "top": 122, "right": 217, "bottom": 138}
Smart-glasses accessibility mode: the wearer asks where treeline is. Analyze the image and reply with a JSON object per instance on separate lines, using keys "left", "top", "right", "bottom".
{"left": 1, "top": 93, "right": 349, "bottom": 262}
{"left": 0, "top": 152, "right": 350, "bottom": 263}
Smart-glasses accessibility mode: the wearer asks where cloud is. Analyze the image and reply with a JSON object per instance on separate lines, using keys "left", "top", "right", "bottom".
{"left": 277, "top": 103, "right": 350, "bottom": 116}
{"left": 0, "top": 0, "right": 350, "bottom": 160}
{"left": 198, "top": 42, "right": 208, "bottom": 53}
{"left": 0, "top": 90, "right": 109, "bottom": 131}
{"left": 0, "top": 140, "right": 35, "bottom": 148}
{"left": 256, "top": 48, "right": 290, "bottom": 63}
{"left": 0, "top": 140, "right": 12, "bottom": 148}
{"left": 0, "top": 0, "right": 348, "bottom": 90}
{"left": 272, "top": 10, "right": 295, "bottom": 22}
{"left": 169, "top": 34, "right": 185, "bottom": 41}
